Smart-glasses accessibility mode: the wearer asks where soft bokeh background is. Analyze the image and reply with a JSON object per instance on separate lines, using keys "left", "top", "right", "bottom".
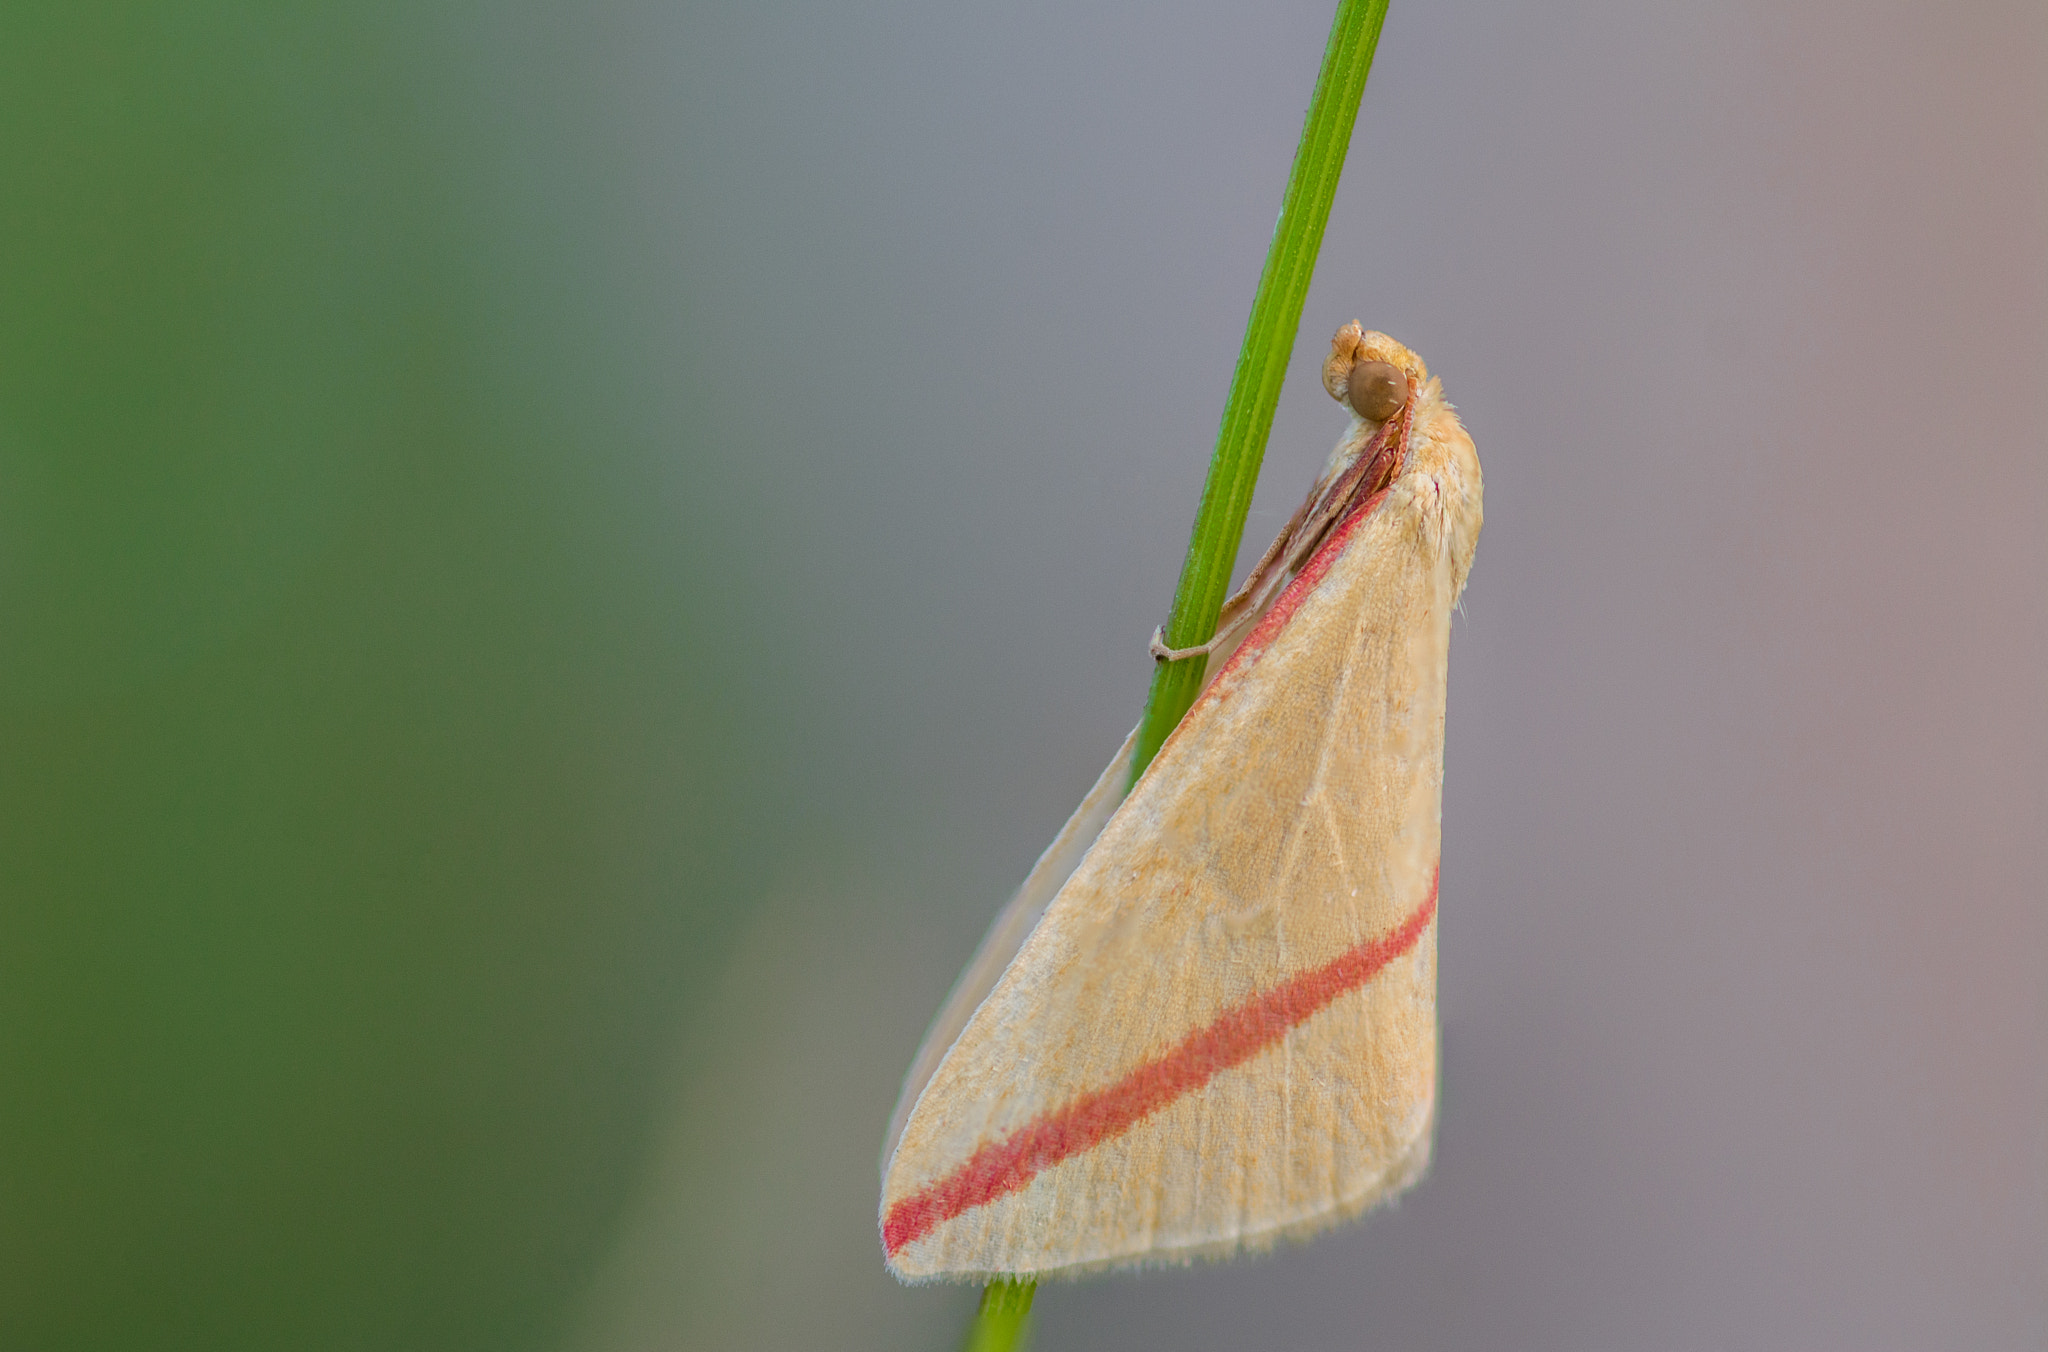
{"left": 2, "top": 3, "right": 2042, "bottom": 1349}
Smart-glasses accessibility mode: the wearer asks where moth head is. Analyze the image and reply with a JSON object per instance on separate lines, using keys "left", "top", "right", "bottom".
{"left": 1323, "top": 323, "right": 1428, "bottom": 424}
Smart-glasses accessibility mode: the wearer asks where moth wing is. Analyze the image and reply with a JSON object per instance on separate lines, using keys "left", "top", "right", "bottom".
{"left": 882, "top": 727, "right": 1137, "bottom": 1171}
{"left": 883, "top": 434, "right": 1473, "bottom": 1281}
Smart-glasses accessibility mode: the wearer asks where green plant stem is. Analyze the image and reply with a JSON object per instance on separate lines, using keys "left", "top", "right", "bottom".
{"left": 959, "top": 3, "right": 1387, "bottom": 1347}
{"left": 1133, "top": 0, "right": 1390, "bottom": 783}
{"left": 961, "top": 1279, "right": 1035, "bottom": 1352}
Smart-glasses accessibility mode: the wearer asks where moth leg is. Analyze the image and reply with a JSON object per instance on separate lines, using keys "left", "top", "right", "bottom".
{"left": 1149, "top": 527, "right": 1325, "bottom": 666}
{"left": 1149, "top": 627, "right": 1218, "bottom": 663}
{"left": 1149, "top": 453, "right": 1365, "bottom": 666}
{"left": 1149, "top": 605, "right": 1258, "bottom": 663}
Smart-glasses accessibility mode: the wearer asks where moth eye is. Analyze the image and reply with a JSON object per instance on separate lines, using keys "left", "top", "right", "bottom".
{"left": 1347, "top": 360, "right": 1409, "bottom": 421}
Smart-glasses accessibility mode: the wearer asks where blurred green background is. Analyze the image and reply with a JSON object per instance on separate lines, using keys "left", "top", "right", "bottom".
{"left": 0, "top": 7, "right": 771, "bottom": 1347}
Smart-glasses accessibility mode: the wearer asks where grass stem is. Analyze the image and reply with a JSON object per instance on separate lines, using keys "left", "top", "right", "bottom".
{"left": 959, "top": 2, "right": 1388, "bottom": 1345}
{"left": 1133, "top": 0, "right": 1391, "bottom": 781}
{"left": 960, "top": 1279, "right": 1035, "bottom": 1352}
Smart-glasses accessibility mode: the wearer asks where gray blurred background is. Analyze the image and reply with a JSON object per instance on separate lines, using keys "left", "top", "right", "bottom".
{"left": 2, "top": 2, "right": 2042, "bottom": 1350}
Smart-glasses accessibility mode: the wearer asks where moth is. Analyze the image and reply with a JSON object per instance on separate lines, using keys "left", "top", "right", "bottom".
{"left": 881, "top": 324, "right": 1483, "bottom": 1281}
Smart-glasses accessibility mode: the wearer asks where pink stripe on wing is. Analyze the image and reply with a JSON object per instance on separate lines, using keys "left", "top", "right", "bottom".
{"left": 882, "top": 867, "right": 1438, "bottom": 1258}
